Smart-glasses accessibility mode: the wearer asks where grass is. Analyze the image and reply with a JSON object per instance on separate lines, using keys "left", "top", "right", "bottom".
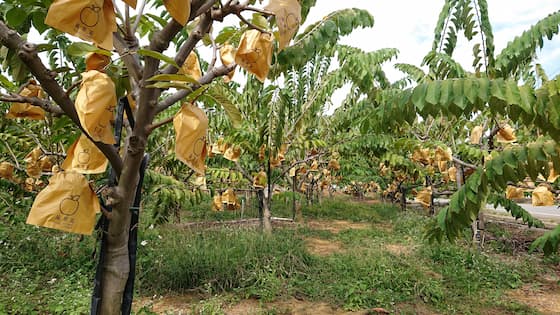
{"left": 1, "top": 196, "right": 558, "bottom": 314}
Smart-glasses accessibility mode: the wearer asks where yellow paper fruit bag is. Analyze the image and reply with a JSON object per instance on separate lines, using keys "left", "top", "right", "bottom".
{"left": 415, "top": 187, "right": 432, "bottom": 209}
{"left": 270, "top": 155, "right": 281, "bottom": 168}
{"left": 412, "top": 148, "right": 431, "bottom": 165}
{"left": 547, "top": 162, "right": 559, "bottom": 183}
{"left": 24, "top": 147, "right": 44, "bottom": 178}
{"left": 222, "top": 188, "right": 240, "bottom": 210}
{"left": 212, "top": 194, "right": 223, "bottom": 211}
{"left": 121, "top": 0, "right": 137, "bottom": 8}
{"left": 265, "top": 0, "right": 301, "bottom": 50}
{"left": 310, "top": 160, "right": 319, "bottom": 171}
{"left": 220, "top": 44, "right": 236, "bottom": 82}
{"left": 173, "top": 104, "right": 208, "bottom": 175}
{"left": 6, "top": 81, "right": 46, "bottom": 120}
{"left": 163, "top": 0, "right": 191, "bottom": 25}
{"left": 224, "top": 145, "right": 241, "bottom": 162}
{"left": 447, "top": 166, "right": 457, "bottom": 182}
{"left": 179, "top": 52, "right": 202, "bottom": 81}
{"left": 235, "top": 29, "right": 273, "bottom": 82}
{"left": 532, "top": 186, "right": 555, "bottom": 206}
{"left": 45, "top": 0, "right": 117, "bottom": 50}
{"left": 0, "top": 162, "right": 15, "bottom": 180}
{"left": 85, "top": 52, "right": 111, "bottom": 71}
{"left": 497, "top": 124, "right": 517, "bottom": 143}
{"left": 253, "top": 171, "right": 267, "bottom": 188}
{"left": 435, "top": 146, "right": 452, "bottom": 162}
{"left": 278, "top": 144, "right": 287, "bottom": 162}
{"left": 75, "top": 70, "right": 117, "bottom": 144}
{"left": 62, "top": 134, "right": 108, "bottom": 174}
{"left": 328, "top": 159, "right": 340, "bottom": 171}
{"left": 470, "top": 125, "right": 483, "bottom": 144}
{"left": 506, "top": 185, "right": 525, "bottom": 200}
{"left": 26, "top": 171, "right": 100, "bottom": 235}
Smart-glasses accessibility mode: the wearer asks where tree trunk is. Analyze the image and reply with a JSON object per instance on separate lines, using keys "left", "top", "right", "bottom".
{"left": 262, "top": 195, "right": 272, "bottom": 234}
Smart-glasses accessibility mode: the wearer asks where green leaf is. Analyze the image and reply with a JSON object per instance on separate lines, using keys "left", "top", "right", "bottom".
{"left": 67, "top": 42, "right": 112, "bottom": 57}
{"left": 137, "top": 49, "right": 179, "bottom": 69}
{"left": 6, "top": 7, "right": 27, "bottom": 28}
{"left": 411, "top": 83, "right": 427, "bottom": 111}
{"left": 0, "top": 73, "right": 16, "bottom": 90}
{"left": 145, "top": 81, "right": 193, "bottom": 89}
{"left": 147, "top": 74, "right": 199, "bottom": 84}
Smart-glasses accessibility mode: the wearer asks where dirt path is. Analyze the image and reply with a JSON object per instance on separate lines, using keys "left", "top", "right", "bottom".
{"left": 135, "top": 295, "right": 371, "bottom": 314}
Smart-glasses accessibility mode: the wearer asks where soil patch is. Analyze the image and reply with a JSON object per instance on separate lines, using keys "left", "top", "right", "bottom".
{"left": 134, "top": 293, "right": 200, "bottom": 314}
{"left": 384, "top": 243, "right": 416, "bottom": 256}
{"left": 307, "top": 220, "right": 371, "bottom": 234}
{"left": 227, "top": 297, "right": 367, "bottom": 315}
{"left": 508, "top": 282, "right": 560, "bottom": 315}
{"left": 135, "top": 295, "right": 370, "bottom": 314}
{"left": 306, "top": 237, "right": 345, "bottom": 256}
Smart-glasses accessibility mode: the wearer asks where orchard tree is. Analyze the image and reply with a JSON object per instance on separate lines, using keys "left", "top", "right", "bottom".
{"left": 0, "top": 0, "right": 377, "bottom": 313}
{"left": 355, "top": 1, "right": 560, "bottom": 252}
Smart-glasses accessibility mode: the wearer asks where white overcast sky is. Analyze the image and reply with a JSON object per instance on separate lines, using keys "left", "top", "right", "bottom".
{"left": 304, "top": 0, "right": 560, "bottom": 80}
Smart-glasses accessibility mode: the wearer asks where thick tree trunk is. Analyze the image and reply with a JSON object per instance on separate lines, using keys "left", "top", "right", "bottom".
{"left": 262, "top": 195, "right": 273, "bottom": 234}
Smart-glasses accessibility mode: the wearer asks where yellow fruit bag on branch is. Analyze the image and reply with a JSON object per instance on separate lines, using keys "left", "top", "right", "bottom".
{"left": 220, "top": 44, "right": 236, "bottom": 82}
{"left": 253, "top": 171, "right": 267, "bottom": 188}
{"left": 0, "top": 162, "right": 15, "bottom": 180}
{"left": 179, "top": 52, "right": 202, "bottom": 81}
{"left": 235, "top": 29, "right": 273, "bottom": 82}
{"left": 121, "top": 0, "right": 137, "bottom": 8}
{"left": 25, "top": 147, "right": 44, "bottom": 178}
{"left": 415, "top": 187, "right": 432, "bottom": 209}
{"left": 75, "top": 70, "right": 117, "bottom": 144}
{"left": 6, "top": 82, "right": 46, "bottom": 120}
{"left": 163, "top": 0, "right": 191, "bottom": 25}
{"left": 497, "top": 124, "right": 517, "bottom": 143}
{"left": 173, "top": 103, "right": 208, "bottom": 175}
{"left": 532, "top": 186, "right": 555, "bottom": 206}
{"left": 265, "top": 0, "right": 301, "bottom": 50}
{"left": 62, "top": 134, "right": 108, "bottom": 174}
{"left": 45, "top": 0, "right": 117, "bottom": 50}
{"left": 470, "top": 125, "right": 483, "bottom": 144}
{"left": 506, "top": 185, "right": 525, "bottom": 200}
{"left": 224, "top": 145, "right": 242, "bottom": 162}
{"left": 85, "top": 52, "right": 111, "bottom": 71}
{"left": 212, "top": 194, "right": 223, "bottom": 211}
{"left": 221, "top": 188, "right": 240, "bottom": 210}
{"left": 26, "top": 171, "right": 100, "bottom": 235}
{"left": 435, "top": 147, "right": 452, "bottom": 162}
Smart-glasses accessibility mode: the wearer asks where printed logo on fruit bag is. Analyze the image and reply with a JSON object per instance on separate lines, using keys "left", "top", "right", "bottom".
{"left": 26, "top": 171, "right": 100, "bottom": 235}
{"left": 235, "top": 30, "right": 273, "bottom": 82}
{"left": 265, "top": 0, "right": 302, "bottom": 50}
{"left": 62, "top": 134, "right": 109, "bottom": 174}
{"left": 45, "top": 0, "right": 117, "bottom": 50}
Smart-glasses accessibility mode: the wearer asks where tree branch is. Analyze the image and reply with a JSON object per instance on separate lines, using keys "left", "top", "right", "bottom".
{"left": 0, "top": 93, "right": 64, "bottom": 115}
{"left": 113, "top": 32, "right": 142, "bottom": 83}
{"left": 162, "top": 13, "right": 213, "bottom": 75}
{"left": 0, "top": 21, "right": 123, "bottom": 175}
{"left": 452, "top": 156, "right": 478, "bottom": 170}
{"left": 156, "top": 63, "right": 237, "bottom": 113}
{"left": 147, "top": 115, "right": 175, "bottom": 134}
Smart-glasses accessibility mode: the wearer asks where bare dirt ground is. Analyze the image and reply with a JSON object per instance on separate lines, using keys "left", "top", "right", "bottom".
{"left": 135, "top": 295, "right": 373, "bottom": 314}
{"left": 306, "top": 219, "right": 372, "bottom": 234}
{"left": 506, "top": 264, "right": 560, "bottom": 315}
